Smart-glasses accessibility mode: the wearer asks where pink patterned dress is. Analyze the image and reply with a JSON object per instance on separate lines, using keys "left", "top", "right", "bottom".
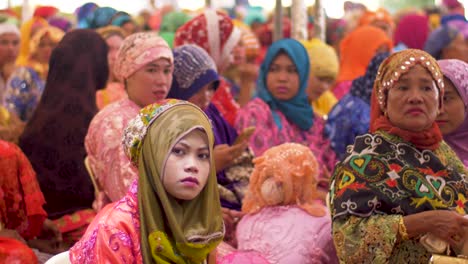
{"left": 85, "top": 98, "right": 140, "bottom": 210}
{"left": 235, "top": 205, "right": 338, "bottom": 264}
{"left": 235, "top": 98, "right": 336, "bottom": 179}
{"left": 69, "top": 181, "right": 142, "bottom": 264}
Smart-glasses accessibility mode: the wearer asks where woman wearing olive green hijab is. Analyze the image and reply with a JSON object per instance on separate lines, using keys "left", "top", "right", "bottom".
{"left": 70, "top": 99, "right": 224, "bottom": 264}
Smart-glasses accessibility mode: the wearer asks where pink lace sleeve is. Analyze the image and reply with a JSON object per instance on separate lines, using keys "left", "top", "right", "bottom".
{"left": 69, "top": 224, "right": 138, "bottom": 264}
{"left": 86, "top": 104, "right": 138, "bottom": 203}
{"left": 70, "top": 188, "right": 142, "bottom": 264}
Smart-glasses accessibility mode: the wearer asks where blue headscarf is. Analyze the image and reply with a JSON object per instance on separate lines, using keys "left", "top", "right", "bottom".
{"left": 85, "top": 7, "right": 117, "bottom": 29}
{"left": 256, "top": 38, "right": 313, "bottom": 131}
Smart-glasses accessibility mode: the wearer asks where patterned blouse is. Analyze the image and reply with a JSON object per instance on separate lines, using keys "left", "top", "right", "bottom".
{"left": 85, "top": 98, "right": 140, "bottom": 208}
{"left": 3, "top": 67, "right": 45, "bottom": 122}
{"left": 325, "top": 94, "right": 371, "bottom": 160}
{"left": 330, "top": 130, "right": 468, "bottom": 263}
{"left": 235, "top": 98, "right": 336, "bottom": 180}
{"left": 69, "top": 180, "right": 142, "bottom": 264}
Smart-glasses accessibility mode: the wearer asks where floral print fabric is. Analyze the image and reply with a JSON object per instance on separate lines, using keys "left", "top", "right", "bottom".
{"left": 235, "top": 98, "right": 336, "bottom": 180}
{"left": 3, "top": 67, "right": 44, "bottom": 122}
{"left": 85, "top": 98, "right": 140, "bottom": 205}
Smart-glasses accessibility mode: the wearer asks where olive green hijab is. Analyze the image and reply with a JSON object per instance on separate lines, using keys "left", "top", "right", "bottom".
{"left": 127, "top": 99, "right": 224, "bottom": 263}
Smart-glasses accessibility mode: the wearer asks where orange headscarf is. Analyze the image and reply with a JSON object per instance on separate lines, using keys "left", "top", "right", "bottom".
{"left": 370, "top": 49, "right": 444, "bottom": 150}
{"left": 337, "top": 25, "right": 393, "bottom": 83}
{"left": 358, "top": 8, "right": 394, "bottom": 29}
{"left": 242, "top": 143, "right": 326, "bottom": 217}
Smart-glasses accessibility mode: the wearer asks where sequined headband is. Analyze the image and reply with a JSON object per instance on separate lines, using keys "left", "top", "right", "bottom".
{"left": 375, "top": 49, "right": 444, "bottom": 110}
{"left": 122, "top": 99, "right": 191, "bottom": 165}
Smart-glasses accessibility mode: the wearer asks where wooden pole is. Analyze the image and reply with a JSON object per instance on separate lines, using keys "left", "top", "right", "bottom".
{"left": 314, "top": 0, "right": 326, "bottom": 41}
{"left": 273, "top": 0, "right": 283, "bottom": 42}
{"left": 291, "top": 0, "right": 308, "bottom": 41}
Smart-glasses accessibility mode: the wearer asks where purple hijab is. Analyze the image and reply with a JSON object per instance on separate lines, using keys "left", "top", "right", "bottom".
{"left": 169, "top": 45, "right": 240, "bottom": 209}
{"left": 438, "top": 59, "right": 468, "bottom": 166}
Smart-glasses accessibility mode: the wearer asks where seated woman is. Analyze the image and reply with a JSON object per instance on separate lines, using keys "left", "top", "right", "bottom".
{"left": 436, "top": 59, "right": 468, "bottom": 166}
{"left": 424, "top": 25, "right": 467, "bottom": 62}
{"left": 0, "top": 22, "right": 20, "bottom": 102}
{"left": 174, "top": 10, "right": 242, "bottom": 126}
{"left": 70, "top": 100, "right": 224, "bottom": 264}
{"left": 85, "top": 32, "right": 173, "bottom": 210}
{"left": 95, "top": 26, "right": 126, "bottom": 110}
{"left": 0, "top": 140, "right": 62, "bottom": 263}
{"left": 18, "top": 29, "right": 109, "bottom": 247}
{"left": 325, "top": 52, "right": 389, "bottom": 160}
{"left": 169, "top": 44, "right": 251, "bottom": 210}
{"left": 169, "top": 44, "right": 252, "bottom": 245}
{"left": 301, "top": 38, "right": 339, "bottom": 119}
{"left": 235, "top": 38, "right": 336, "bottom": 181}
{"left": 330, "top": 49, "right": 468, "bottom": 263}
{"left": 4, "top": 17, "right": 64, "bottom": 121}
{"left": 218, "top": 143, "right": 338, "bottom": 263}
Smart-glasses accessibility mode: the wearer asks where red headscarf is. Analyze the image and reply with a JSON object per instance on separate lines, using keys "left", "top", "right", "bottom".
{"left": 394, "top": 14, "right": 430, "bottom": 50}
{"left": 174, "top": 10, "right": 241, "bottom": 126}
{"left": 370, "top": 49, "right": 445, "bottom": 150}
{"left": 174, "top": 10, "right": 241, "bottom": 70}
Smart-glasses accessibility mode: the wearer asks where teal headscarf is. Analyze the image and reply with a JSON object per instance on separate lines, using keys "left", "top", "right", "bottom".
{"left": 256, "top": 38, "right": 313, "bottom": 131}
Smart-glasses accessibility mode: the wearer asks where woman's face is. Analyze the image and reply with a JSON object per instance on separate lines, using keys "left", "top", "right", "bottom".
{"left": 35, "top": 34, "right": 58, "bottom": 64}
{"left": 436, "top": 77, "right": 465, "bottom": 134}
{"left": 385, "top": 64, "right": 439, "bottom": 132}
{"left": 163, "top": 129, "right": 211, "bottom": 201}
{"left": 188, "top": 81, "right": 216, "bottom": 110}
{"left": 126, "top": 58, "right": 173, "bottom": 108}
{"left": 266, "top": 52, "right": 300, "bottom": 101}
{"left": 0, "top": 33, "right": 20, "bottom": 65}
{"left": 442, "top": 33, "right": 468, "bottom": 63}
{"left": 106, "top": 35, "right": 123, "bottom": 81}
{"left": 307, "top": 75, "right": 335, "bottom": 101}
{"left": 122, "top": 21, "right": 138, "bottom": 36}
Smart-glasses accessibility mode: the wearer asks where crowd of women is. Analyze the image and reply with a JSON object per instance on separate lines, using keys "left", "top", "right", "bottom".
{"left": 0, "top": 0, "right": 467, "bottom": 263}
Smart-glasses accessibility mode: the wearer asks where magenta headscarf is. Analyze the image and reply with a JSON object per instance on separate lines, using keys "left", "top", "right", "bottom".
{"left": 438, "top": 59, "right": 468, "bottom": 165}
{"left": 394, "top": 14, "right": 430, "bottom": 50}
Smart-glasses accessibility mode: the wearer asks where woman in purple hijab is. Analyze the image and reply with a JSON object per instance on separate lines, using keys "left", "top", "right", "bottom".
{"left": 168, "top": 44, "right": 252, "bottom": 212}
{"left": 436, "top": 59, "right": 468, "bottom": 166}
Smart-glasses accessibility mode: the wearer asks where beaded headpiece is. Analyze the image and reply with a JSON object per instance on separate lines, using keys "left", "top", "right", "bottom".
{"left": 122, "top": 99, "right": 190, "bottom": 165}
{"left": 375, "top": 49, "right": 445, "bottom": 111}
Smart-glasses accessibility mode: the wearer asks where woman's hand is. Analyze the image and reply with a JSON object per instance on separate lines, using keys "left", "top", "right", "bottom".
{"left": 28, "top": 219, "right": 64, "bottom": 254}
{"left": 428, "top": 211, "right": 468, "bottom": 246}
{"left": 404, "top": 210, "right": 468, "bottom": 246}
{"left": 0, "top": 229, "right": 27, "bottom": 244}
{"left": 222, "top": 208, "right": 245, "bottom": 248}
{"left": 213, "top": 142, "right": 248, "bottom": 172}
{"left": 39, "top": 219, "right": 62, "bottom": 242}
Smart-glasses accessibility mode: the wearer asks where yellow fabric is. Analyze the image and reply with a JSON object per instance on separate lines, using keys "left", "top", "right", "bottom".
{"left": 0, "top": 107, "right": 10, "bottom": 125}
{"left": 300, "top": 38, "right": 339, "bottom": 79}
{"left": 312, "top": 91, "right": 338, "bottom": 118}
{"left": 16, "top": 17, "right": 48, "bottom": 66}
